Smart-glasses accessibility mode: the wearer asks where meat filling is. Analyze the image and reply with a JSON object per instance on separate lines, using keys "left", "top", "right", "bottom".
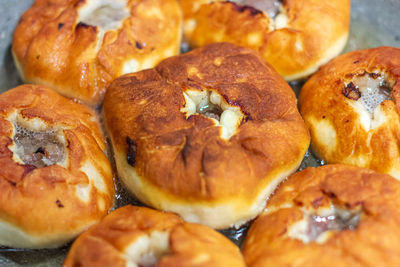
{"left": 232, "top": 0, "right": 282, "bottom": 18}
{"left": 306, "top": 212, "right": 360, "bottom": 242}
{"left": 288, "top": 208, "right": 361, "bottom": 244}
{"left": 137, "top": 256, "right": 157, "bottom": 267}
{"left": 181, "top": 89, "right": 245, "bottom": 139}
{"left": 79, "top": 0, "right": 129, "bottom": 31}
{"left": 197, "top": 103, "right": 223, "bottom": 121}
{"left": 13, "top": 124, "right": 65, "bottom": 168}
{"left": 348, "top": 73, "right": 392, "bottom": 115}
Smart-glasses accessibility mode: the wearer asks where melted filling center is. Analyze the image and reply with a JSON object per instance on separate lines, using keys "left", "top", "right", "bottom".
{"left": 197, "top": 102, "right": 223, "bottom": 121}
{"left": 79, "top": 0, "right": 129, "bottom": 31}
{"left": 233, "top": 0, "right": 282, "bottom": 18}
{"left": 125, "top": 231, "right": 170, "bottom": 267}
{"left": 181, "top": 90, "right": 245, "bottom": 139}
{"left": 137, "top": 256, "right": 157, "bottom": 267}
{"left": 345, "top": 73, "right": 392, "bottom": 115}
{"left": 288, "top": 208, "right": 361, "bottom": 244}
{"left": 13, "top": 124, "right": 65, "bottom": 168}
{"left": 306, "top": 212, "right": 360, "bottom": 242}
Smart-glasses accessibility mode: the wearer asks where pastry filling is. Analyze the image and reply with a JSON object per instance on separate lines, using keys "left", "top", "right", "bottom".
{"left": 288, "top": 208, "right": 361, "bottom": 244}
{"left": 306, "top": 212, "right": 360, "bottom": 242}
{"left": 232, "top": 0, "right": 282, "bottom": 18}
{"left": 78, "top": 0, "right": 129, "bottom": 31}
{"left": 125, "top": 231, "right": 170, "bottom": 267}
{"left": 181, "top": 90, "right": 245, "bottom": 139}
{"left": 344, "top": 73, "right": 392, "bottom": 115}
{"left": 13, "top": 124, "right": 65, "bottom": 168}
{"left": 197, "top": 103, "right": 223, "bottom": 121}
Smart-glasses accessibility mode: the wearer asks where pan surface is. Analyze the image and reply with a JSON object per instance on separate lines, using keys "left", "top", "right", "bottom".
{"left": 0, "top": 0, "right": 399, "bottom": 266}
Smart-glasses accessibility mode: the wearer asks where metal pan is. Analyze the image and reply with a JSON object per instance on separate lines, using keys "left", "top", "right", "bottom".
{"left": 0, "top": 0, "right": 399, "bottom": 266}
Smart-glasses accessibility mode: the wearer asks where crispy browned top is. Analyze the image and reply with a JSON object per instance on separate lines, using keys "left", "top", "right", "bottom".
{"left": 103, "top": 43, "right": 310, "bottom": 201}
{"left": 63, "top": 205, "right": 246, "bottom": 267}
{"left": 181, "top": 0, "right": 350, "bottom": 79}
{"left": 12, "top": 0, "right": 182, "bottom": 106}
{"left": 299, "top": 47, "right": 400, "bottom": 176}
{"left": 0, "top": 85, "right": 114, "bottom": 235}
{"left": 243, "top": 164, "right": 400, "bottom": 267}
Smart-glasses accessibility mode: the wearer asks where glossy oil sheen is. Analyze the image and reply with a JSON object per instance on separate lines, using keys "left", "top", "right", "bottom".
{"left": 0, "top": 0, "right": 399, "bottom": 265}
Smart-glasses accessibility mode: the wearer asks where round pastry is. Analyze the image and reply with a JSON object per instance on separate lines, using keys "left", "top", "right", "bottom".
{"left": 243, "top": 164, "right": 400, "bottom": 266}
{"left": 0, "top": 85, "right": 114, "bottom": 248}
{"left": 299, "top": 47, "right": 400, "bottom": 180}
{"left": 12, "top": 0, "right": 182, "bottom": 106}
{"left": 180, "top": 0, "right": 350, "bottom": 81}
{"left": 103, "top": 42, "right": 310, "bottom": 229}
{"left": 63, "top": 205, "right": 246, "bottom": 267}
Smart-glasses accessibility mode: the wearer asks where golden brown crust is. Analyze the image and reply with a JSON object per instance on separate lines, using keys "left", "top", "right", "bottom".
{"left": 103, "top": 43, "right": 310, "bottom": 228}
{"left": 0, "top": 85, "right": 114, "bottom": 248}
{"left": 299, "top": 47, "right": 400, "bottom": 179}
{"left": 63, "top": 205, "right": 246, "bottom": 267}
{"left": 181, "top": 0, "right": 350, "bottom": 80}
{"left": 243, "top": 164, "right": 400, "bottom": 267}
{"left": 12, "top": 0, "right": 182, "bottom": 106}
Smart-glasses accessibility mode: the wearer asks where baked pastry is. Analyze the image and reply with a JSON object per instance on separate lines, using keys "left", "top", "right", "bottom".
{"left": 12, "top": 0, "right": 182, "bottom": 106}
{"left": 243, "top": 164, "right": 400, "bottom": 266}
{"left": 64, "top": 205, "right": 246, "bottom": 267}
{"left": 0, "top": 85, "right": 114, "bottom": 248}
{"left": 299, "top": 47, "right": 400, "bottom": 179}
{"left": 180, "top": 0, "right": 350, "bottom": 81}
{"left": 103, "top": 42, "right": 310, "bottom": 229}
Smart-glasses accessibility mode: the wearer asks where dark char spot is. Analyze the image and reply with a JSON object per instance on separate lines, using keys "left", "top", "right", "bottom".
{"left": 294, "top": 199, "right": 304, "bottom": 206}
{"left": 58, "top": 23, "right": 64, "bottom": 30}
{"left": 180, "top": 138, "right": 190, "bottom": 166}
{"left": 327, "top": 192, "right": 337, "bottom": 198}
{"left": 135, "top": 41, "right": 143, "bottom": 49}
{"left": 229, "top": 2, "right": 263, "bottom": 16}
{"left": 126, "top": 137, "right": 137, "bottom": 167}
{"left": 76, "top": 22, "right": 97, "bottom": 33}
{"left": 244, "top": 114, "right": 252, "bottom": 122}
{"left": 77, "top": 22, "right": 91, "bottom": 29}
{"left": 7, "top": 180, "right": 16, "bottom": 187}
{"left": 368, "top": 73, "right": 380, "bottom": 79}
{"left": 23, "top": 164, "right": 37, "bottom": 176}
{"left": 56, "top": 199, "right": 64, "bottom": 208}
{"left": 342, "top": 82, "right": 361, "bottom": 100}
